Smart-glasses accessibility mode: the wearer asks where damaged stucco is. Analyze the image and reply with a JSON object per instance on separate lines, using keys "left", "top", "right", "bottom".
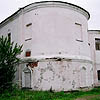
{"left": 21, "top": 56, "right": 93, "bottom": 91}
{"left": 0, "top": 1, "right": 98, "bottom": 91}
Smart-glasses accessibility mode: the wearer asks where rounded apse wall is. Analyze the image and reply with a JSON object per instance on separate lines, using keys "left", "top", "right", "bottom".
{"left": 23, "top": 1, "right": 90, "bottom": 59}
{"left": 21, "top": 1, "right": 93, "bottom": 91}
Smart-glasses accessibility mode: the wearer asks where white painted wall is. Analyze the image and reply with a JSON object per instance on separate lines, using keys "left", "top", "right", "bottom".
{"left": 0, "top": 17, "right": 20, "bottom": 44}
{"left": 22, "top": 7, "right": 90, "bottom": 59}
{"left": 0, "top": 1, "right": 94, "bottom": 91}
{"left": 89, "top": 30, "right": 100, "bottom": 85}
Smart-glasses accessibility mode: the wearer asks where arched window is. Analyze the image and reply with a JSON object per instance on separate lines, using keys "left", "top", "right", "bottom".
{"left": 22, "top": 66, "right": 32, "bottom": 88}
{"left": 80, "top": 66, "right": 86, "bottom": 87}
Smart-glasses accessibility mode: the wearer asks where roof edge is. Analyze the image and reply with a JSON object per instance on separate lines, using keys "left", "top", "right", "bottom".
{"left": 23, "top": 1, "right": 90, "bottom": 20}
{"left": 0, "top": 1, "right": 90, "bottom": 28}
{"left": 0, "top": 8, "right": 23, "bottom": 28}
{"left": 88, "top": 30, "right": 100, "bottom": 34}
{"left": 88, "top": 30, "right": 100, "bottom": 32}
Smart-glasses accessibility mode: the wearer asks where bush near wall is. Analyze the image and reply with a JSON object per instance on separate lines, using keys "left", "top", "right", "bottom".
{"left": 0, "top": 36, "right": 23, "bottom": 93}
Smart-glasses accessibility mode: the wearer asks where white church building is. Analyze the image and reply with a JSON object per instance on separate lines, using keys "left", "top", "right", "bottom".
{"left": 0, "top": 1, "right": 100, "bottom": 91}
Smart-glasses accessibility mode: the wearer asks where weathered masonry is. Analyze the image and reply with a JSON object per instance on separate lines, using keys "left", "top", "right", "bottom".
{"left": 0, "top": 1, "right": 100, "bottom": 91}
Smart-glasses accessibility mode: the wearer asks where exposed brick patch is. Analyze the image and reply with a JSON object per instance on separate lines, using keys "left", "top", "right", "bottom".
{"left": 27, "top": 62, "right": 38, "bottom": 68}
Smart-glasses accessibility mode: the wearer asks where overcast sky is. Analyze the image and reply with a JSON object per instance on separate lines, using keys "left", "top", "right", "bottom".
{"left": 0, "top": 0, "right": 100, "bottom": 30}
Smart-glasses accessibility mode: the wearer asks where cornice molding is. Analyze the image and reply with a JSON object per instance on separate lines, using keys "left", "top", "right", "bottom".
{"left": 0, "top": 1, "right": 90, "bottom": 28}
{"left": 23, "top": 1, "right": 90, "bottom": 20}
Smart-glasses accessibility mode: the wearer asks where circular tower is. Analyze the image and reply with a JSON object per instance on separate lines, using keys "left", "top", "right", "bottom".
{"left": 21, "top": 1, "right": 93, "bottom": 91}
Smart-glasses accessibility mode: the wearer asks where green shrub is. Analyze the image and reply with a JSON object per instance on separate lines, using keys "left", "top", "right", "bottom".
{"left": 0, "top": 36, "right": 22, "bottom": 93}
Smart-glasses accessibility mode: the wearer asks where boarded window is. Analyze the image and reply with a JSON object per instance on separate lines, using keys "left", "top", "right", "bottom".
{"left": 97, "top": 70, "right": 100, "bottom": 81}
{"left": 95, "top": 38, "right": 100, "bottom": 50}
{"left": 25, "top": 72, "right": 31, "bottom": 88}
{"left": 80, "top": 67, "right": 86, "bottom": 87}
{"left": 25, "top": 51, "right": 31, "bottom": 57}
{"left": 75, "top": 23, "right": 82, "bottom": 40}
{"left": 23, "top": 66, "right": 31, "bottom": 88}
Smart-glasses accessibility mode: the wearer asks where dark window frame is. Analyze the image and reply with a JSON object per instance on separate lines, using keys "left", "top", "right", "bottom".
{"left": 95, "top": 38, "right": 100, "bottom": 50}
{"left": 97, "top": 70, "right": 100, "bottom": 81}
{"left": 8, "top": 33, "right": 11, "bottom": 42}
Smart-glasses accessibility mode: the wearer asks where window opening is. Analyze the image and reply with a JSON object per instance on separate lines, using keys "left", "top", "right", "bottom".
{"left": 8, "top": 33, "right": 11, "bottom": 42}
{"left": 95, "top": 38, "right": 100, "bottom": 50}
{"left": 97, "top": 70, "right": 100, "bottom": 81}
{"left": 25, "top": 50, "right": 31, "bottom": 57}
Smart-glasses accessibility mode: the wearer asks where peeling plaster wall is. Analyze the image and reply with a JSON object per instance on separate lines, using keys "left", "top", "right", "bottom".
{"left": 20, "top": 3, "right": 92, "bottom": 91}
{"left": 0, "top": 1, "right": 94, "bottom": 91}
{"left": 25, "top": 59, "right": 93, "bottom": 91}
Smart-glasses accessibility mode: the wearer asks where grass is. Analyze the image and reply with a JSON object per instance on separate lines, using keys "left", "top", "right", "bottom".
{"left": 0, "top": 87, "right": 100, "bottom": 100}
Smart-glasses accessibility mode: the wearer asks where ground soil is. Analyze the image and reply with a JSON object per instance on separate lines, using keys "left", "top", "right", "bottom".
{"left": 76, "top": 95, "right": 100, "bottom": 100}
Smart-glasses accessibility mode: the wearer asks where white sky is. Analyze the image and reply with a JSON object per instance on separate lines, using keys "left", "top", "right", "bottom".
{"left": 0, "top": 0, "right": 100, "bottom": 30}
